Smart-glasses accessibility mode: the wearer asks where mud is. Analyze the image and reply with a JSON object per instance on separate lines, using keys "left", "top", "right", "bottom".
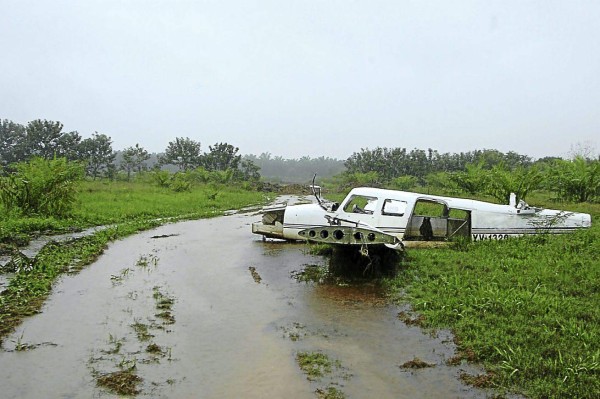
{"left": 0, "top": 207, "right": 502, "bottom": 398}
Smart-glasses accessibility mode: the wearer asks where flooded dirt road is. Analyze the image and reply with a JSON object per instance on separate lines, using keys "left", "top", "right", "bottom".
{"left": 0, "top": 210, "right": 495, "bottom": 398}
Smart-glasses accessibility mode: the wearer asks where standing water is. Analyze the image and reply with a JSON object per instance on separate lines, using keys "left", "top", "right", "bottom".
{"left": 0, "top": 210, "right": 497, "bottom": 398}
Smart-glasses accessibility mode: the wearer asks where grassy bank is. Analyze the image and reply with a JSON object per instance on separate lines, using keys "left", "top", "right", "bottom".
{"left": 386, "top": 203, "right": 599, "bottom": 398}
{"left": 0, "top": 180, "right": 267, "bottom": 243}
{"left": 0, "top": 180, "right": 268, "bottom": 343}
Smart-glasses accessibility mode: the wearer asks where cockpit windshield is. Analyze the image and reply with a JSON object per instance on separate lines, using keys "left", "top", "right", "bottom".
{"left": 343, "top": 195, "right": 378, "bottom": 214}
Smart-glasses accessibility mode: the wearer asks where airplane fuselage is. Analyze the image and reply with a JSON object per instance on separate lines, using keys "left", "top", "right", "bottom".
{"left": 252, "top": 187, "right": 592, "bottom": 247}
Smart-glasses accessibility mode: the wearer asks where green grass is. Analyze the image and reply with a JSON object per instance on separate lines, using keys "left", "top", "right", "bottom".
{"left": 95, "top": 369, "right": 142, "bottom": 396}
{"left": 296, "top": 351, "right": 341, "bottom": 381}
{"left": 0, "top": 180, "right": 268, "bottom": 244}
{"left": 74, "top": 180, "right": 267, "bottom": 225}
{"left": 386, "top": 200, "right": 600, "bottom": 398}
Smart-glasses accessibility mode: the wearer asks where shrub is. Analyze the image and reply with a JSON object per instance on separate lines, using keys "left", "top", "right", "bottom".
{"left": 486, "top": 164, "right": 542, "bottom": 204}
{"left": 151, "top": 169, "right": 171, "bottom": 188}
{"left": 0, "top": 157, "right": 84, "bottom": 216}
{"left": 546, "top": 157, "right": 600, "bottom": 202}
{"left": 389, "top": 175, "right": 418, "bottom": 191}
{"left": 169, "top": 172, "right": 192, "bottom": 192}
{"left": 449, "top": 163, "right": 489, "bottom": 195}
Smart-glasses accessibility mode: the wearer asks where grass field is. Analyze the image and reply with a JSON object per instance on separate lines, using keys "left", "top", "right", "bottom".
{"left": 0, "top": 180, "right": 268, "bottom": 243}
{"left": 385, "top": 197, "right": 599, "bottom": 398}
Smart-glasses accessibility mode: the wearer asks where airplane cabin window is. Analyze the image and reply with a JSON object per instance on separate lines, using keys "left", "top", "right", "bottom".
{"left": 382, "top": 199, "right": 407, "bottom": 216}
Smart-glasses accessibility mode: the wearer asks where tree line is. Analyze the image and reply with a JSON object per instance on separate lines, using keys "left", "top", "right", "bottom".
{"left": 0, "top": 119, "right": 260, "bottom": 182}
{"left": 339, "top": 146, "right": 599, "bottom": 203}
{"left": 344, "top": 147, "right": 535, "bottom": 182}
{"left": 2, "top": 118, "right": 598, "bottom": 204}
{"left": 245, "top": 153, "right": 346, "bottom": 183}
{"left": 0, "top": 118, "right": 345, "bottom": 184}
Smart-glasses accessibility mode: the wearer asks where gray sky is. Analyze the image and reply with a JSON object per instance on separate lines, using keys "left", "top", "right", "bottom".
{"left": 1, "top": 1, "right": 599, "bottom": 160}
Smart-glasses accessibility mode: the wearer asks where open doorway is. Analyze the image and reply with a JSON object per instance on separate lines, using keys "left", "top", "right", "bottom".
{"left": 404, "top": 199, "right": 471, "bottom": 241}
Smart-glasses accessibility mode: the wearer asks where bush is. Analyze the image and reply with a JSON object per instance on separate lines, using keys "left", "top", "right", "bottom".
{"left": 331, "top": 171, "right": 382, "bottom": 191}
{"left": 149, "top": 168, "right": 235, "bottom": 192}
{"left": 547, "top": 157, "right": 600, "bottom": 202}
{"left": 486, "top": 164, "right": 542, "bottom": 204}
{"left": 389, "top": 175, "right": 418, "bottom": 191}
{"left": 425, "top": 172, "right": 461, "bottom": 195}
{"left": 169, "top": 172, "right": 192, "bottom": 192}
{"left": 150, "top": 170, "right": 171, "bottom": 188}
{"left": 449, "top": 163, "right": 489, "bottom": 195}
{"left": 0, "top": 157, "right": 84, "bottom": 216}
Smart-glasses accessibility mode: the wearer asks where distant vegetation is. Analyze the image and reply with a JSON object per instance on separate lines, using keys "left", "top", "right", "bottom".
{"left": 333, "top": 146, "right": 599, "bottom": 204}
{"left": 2, "top": 118, "right": 598, "bottom": 204}
{"left": 0, "top": 119, "right": 260, "bottom": 186}
{"left": 244, "top": 153, "right": 346, "bottom": 183}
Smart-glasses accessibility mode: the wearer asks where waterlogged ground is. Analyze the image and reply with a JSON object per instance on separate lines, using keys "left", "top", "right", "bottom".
{"left": 0, "top": 208, "right": 499, "bottom": 398}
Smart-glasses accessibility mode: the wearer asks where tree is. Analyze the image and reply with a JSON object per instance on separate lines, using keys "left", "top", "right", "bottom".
{"left": 79, "top": 132, "right": 116, "bottom": 179}
{"left": 334, "top": 171, "right": 382, "bottom": 190}
{"left": 0, "top": 119, "right": 26, "bottom": 168}
{"left": 236, "top": 158, "right": 261, "bottom": 182}
{"left": 202, "top": 142, "right": 241, "bottom": 171}
{"left": 406, "top": 148, "right": 430, "bottom": 182}
{"left": 345, "top": 147, "right": 389, "bottom": 179}
{"left": 160, "top": 137, "right": 202, "bottom": 171}
{"left": 472, "top": 149, "right": 506, "bottom": 169}
{"left": 568, "top": 141, "right": 597, "bottom": 160}
{"left": 486, "top": 164, "right": 541, "bottom": 203}
{"left": 121, "top": 143, "right": 150, "bottom": 180}
{"left": 503, "top": 151, "right": 533, "bottom": 169}
{"left": 343, "top": 147, "right": 534, "bottom": 187}
{"left": 449, "top": 163, "right": 489, "bottom": 195}
{"left": 547, "top": 157, "right": 600, "bottom": 202}
{"left": 1, "top": 119, "right": 86, "bottom": 165}
{"left": 55, "top": 131, "right": 82, "bottom": 161}
{"left": 22, "top": 119, "right": 65, "bottom": 159}
{"left": 248, "top": 153, "right": 345, "bottom": 183}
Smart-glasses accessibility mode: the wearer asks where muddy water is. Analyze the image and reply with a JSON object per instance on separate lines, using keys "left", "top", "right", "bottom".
{"left": 0, "top": 211, "right": 494, "bottom": 399}
{"left": 0, "top": 226, "right": 109, "bottom": 289}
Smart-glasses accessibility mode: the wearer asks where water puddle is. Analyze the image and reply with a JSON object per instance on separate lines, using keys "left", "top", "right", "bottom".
{"left": 0, "top": 226, "right": 109, "bottom": 289}
{"left": 0, "top": 273, "right": 11, "bottom": 291}
{"left": 0, "top": 210, "right": 503, "bottom": 398}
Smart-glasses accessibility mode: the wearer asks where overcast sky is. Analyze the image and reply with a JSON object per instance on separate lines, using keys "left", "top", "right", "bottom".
{"left": 1, "top": 1, "right": 599, "bottom": 160}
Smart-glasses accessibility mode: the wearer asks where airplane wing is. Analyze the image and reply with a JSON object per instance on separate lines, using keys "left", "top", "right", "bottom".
{"left": 298, "top": 225, "right": 402, "bottom": 248}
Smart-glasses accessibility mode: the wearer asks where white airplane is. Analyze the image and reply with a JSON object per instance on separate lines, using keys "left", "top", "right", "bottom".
{"left": 252, "top": 186, "right": 592, "bottom": 251}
